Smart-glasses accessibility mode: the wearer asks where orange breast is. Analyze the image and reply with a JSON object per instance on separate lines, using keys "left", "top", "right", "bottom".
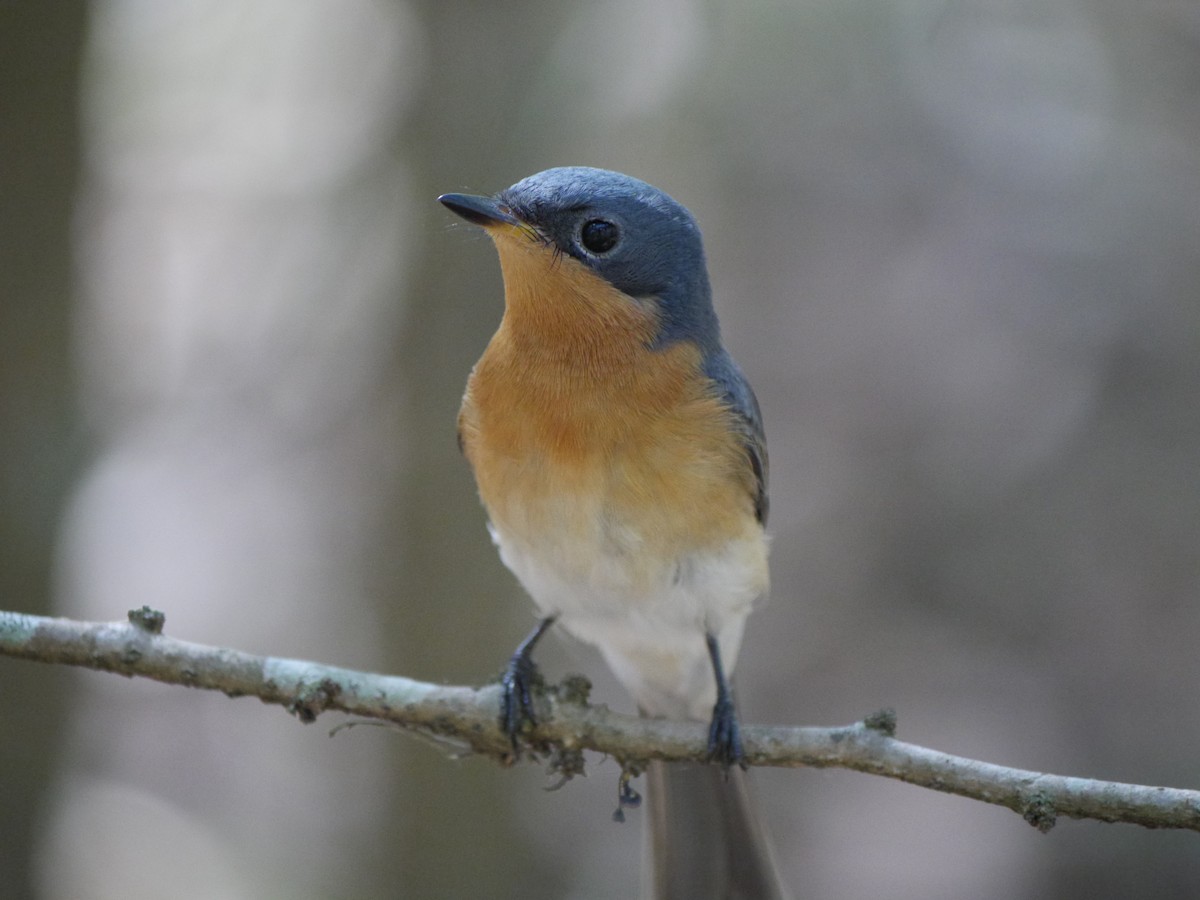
{"left": 458, "top": 231, "right": 758, "bottom": 583}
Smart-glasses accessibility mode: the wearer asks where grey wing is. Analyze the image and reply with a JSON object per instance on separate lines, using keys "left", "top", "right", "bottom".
{"left": 704, "top": 348, "right": 769, "bottom": 525}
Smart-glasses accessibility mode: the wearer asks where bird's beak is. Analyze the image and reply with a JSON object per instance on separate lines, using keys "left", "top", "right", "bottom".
{"left": 438, "top": 193, "right": 521, "bottom": 229}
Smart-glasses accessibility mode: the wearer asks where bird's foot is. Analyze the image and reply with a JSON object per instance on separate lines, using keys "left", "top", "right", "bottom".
{"left": 499, "top": 617, "right": 555, "bottom": 758}
{"left": 703, "top": 632, "right": 747, "bottom": 771}
{"left": 706, "top": 692, "right": 747, "bottom": 771}
{"left": 500, "top": 649, "right": 541, "bottom": 755}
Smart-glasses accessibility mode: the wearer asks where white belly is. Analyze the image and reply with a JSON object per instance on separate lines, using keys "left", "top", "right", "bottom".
{"left": 490, "top": 520, "right": 766, "bottom": 720}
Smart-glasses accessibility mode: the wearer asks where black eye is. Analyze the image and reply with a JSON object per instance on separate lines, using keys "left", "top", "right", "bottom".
{"left": 580, "top": 219, "right": 619, "bottom": 254}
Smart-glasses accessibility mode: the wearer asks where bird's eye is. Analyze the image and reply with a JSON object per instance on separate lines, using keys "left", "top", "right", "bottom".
{"left": 580, "top": 219, "right": 619, "bottom": 254}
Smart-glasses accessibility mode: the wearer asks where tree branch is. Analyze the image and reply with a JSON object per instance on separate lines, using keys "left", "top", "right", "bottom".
{"left": 3, "top": 607, "right": 1198, "bottom": 833}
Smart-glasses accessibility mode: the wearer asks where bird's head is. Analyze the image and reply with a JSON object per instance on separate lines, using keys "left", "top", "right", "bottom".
{"left": 440, "top": 167, "right": 718, "bottom": 350}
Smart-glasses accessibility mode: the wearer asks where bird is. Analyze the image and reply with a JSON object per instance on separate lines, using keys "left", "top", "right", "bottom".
{"left": 439, "top": 166, "right": 787, "bottom": 899}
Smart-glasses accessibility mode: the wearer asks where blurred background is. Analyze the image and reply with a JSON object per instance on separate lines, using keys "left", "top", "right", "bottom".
{"left": 3, "top": 1, "right": 1199, "bottom": 897}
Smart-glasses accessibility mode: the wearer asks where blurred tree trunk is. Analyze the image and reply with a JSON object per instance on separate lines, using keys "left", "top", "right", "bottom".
{"left": 0, "top": 5, "right": 87, "bottom": 899}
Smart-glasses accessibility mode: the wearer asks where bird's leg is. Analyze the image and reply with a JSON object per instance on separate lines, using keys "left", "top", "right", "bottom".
{"left": 704, "top": 632, "right": 747, "bottom": 770}
{"left": 500, "top": 616, "right": 556, "bottom": 755}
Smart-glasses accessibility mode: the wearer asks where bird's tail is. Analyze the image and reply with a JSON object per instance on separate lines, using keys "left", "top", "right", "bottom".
{"left": 643, "top": 760, "right": 790, "bottom": 900}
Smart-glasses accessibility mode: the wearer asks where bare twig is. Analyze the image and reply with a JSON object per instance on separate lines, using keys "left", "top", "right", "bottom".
{"left": 3, "top": 607, "right": 1199, "bottom": 833}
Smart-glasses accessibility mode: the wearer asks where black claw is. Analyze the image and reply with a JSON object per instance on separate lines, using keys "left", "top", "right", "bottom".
{"left": 500, "top": 654, "right": 538, "bottom": 750}
{"left": 499, "top": 617, "right": 555, "bottom": 756}
{"left": 706, "top": 692, "right": 746, "bottom": 769}
{"left": 704, "top": 633, "right": 748, "bottom": 771}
